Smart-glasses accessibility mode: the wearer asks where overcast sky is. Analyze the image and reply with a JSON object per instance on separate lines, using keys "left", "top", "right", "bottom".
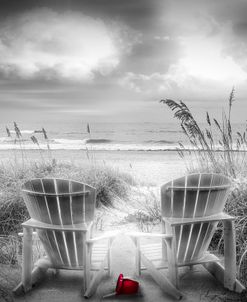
{"left": 1, "top": 0, "right": 247, "bottom": 124}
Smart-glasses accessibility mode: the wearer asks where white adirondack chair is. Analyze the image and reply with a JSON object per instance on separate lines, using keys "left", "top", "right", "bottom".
{"left": 129, "top": 173, "right": 245, "bottom": 298}
{"left": 13, "top": 178, "right": 117, "bottom": 298}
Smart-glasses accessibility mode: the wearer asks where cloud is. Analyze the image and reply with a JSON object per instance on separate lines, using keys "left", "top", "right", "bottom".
{"left": 162, "top": 0, "right": 247, "bottom": 74}
{"left": 154, "top": 36, "right": 170, "bottom": 41}
{"left": 120, "top": 49, "right": 247, "bottom": 101}
{"left": 119, "top": 70, "right": 199, "bottom": 96}
{"left": 0, "top": 8, "right": 139, "bottom": 81}
{"left": 120, "top": 3, "right": 247, "bottom": 101}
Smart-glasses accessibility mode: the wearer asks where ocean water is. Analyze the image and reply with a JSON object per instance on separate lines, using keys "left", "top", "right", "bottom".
{"left": 0, "top": 122, "right": 245, "bottom": 151}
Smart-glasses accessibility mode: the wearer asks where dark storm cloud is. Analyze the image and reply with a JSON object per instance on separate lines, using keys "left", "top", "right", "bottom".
{"left": 0, "top": 0, "right": 169, "bottom": 81}
{"left": 0, "top": 0, "right": 159, "bottom": 29}
{"left": 207, "top": 0, "right": 247, "bottom": 71}
{"left": 0, "top": 0, "right": 247, "bottom": 122}
{"left": 118, "top": 36, "right": 183, "bottom": 75}
{"left": 0, "top": 0, "right": 170, "bottom": 83}
{"left": 0, "top": 7, "right": 141, "bottom": 81}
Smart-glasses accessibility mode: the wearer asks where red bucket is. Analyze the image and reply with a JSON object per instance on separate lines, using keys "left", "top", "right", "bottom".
{"left": 103, "top": 274, "right": 139, "bottom": 298}
{"left": 115, "top": 274, "right": 139, "bottom": 295}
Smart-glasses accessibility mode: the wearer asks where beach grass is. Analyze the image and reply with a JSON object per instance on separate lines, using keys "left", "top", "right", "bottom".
{"left": 120, "top": 186, "right": 161, "bottom": 232}
{"left": 161, "top": 90, "right": 247, "bottom": 285}
{"left": 161, "top": 88, "right": 247, "bottom": 178}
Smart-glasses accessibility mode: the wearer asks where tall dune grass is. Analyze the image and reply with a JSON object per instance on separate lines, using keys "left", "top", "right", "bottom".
{"left": 161, "top": 89, "right": 247, "bottom": 271}
{"left": 161, "top": 88, "right": 247, "bottom": 178}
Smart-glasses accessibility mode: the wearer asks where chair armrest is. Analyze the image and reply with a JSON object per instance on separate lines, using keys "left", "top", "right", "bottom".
{"left": 86, "top": 230, "right": 122, "bottom": 245}
{"left": 163, "top": 212, "right": 234, "bottom": 226}
{"left": 128, "top": 231, "right": 173, "bottom": 240}
{"left": 22, "top": 218, "right": 93, "bottom": 232}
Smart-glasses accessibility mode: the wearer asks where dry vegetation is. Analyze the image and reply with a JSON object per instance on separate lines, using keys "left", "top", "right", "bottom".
{"left": 161, "top": 89, "right": 247, "bottom": 287}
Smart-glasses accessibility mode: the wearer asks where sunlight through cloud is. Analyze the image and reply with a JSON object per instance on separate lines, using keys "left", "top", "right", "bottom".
{"left": 179, "top": 36, "right": 247, "bottom": 82}
{"left": 0, "top": 8, "right": 138, "bottom": 81}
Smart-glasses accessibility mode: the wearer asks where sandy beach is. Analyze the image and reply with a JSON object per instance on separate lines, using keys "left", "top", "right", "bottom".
{"left": 0, "top": 149, "right": 187, "bottom": 186}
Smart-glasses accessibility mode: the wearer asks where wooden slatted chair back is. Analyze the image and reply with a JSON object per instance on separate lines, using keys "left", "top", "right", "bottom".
{"left": 22, "top": 178, "right": 96, "bottom": 268}
{"left": 161, "top": 173, "right": 231, "bottom": 263}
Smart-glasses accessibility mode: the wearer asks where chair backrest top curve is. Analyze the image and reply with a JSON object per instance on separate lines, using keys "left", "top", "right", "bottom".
{"left": 161, "top": 173, "right": 232, "bottom": 219}
{"left": 161, "top": 173, "right": 231, "bottom": 189}
{"left": 23, "top": 178, "right": 95, "bottom": 194}
{"left": 22, "top": 178, "right": 96, "bottom": 226}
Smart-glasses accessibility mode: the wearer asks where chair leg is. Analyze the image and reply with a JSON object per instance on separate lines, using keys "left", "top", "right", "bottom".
{"left": 165, "top": 224, "right": 178, "bottom": 287}
{"left": 84, "top": 256, "right": 107, "bottom": 298}
{"left": 13, "top": 257, "right": 51, "bottom": 296}
{"left": 223, "top": 219, "right": 236, "bottom": 290}
{"left": 203, "top": 219, "right": 245, "bottom": 293}
{"left": 107, "top": 238, "right": 113, "bottom": 276}
{"left": 162, "top": 220, "right": 168, "bottom": 261}
{"left": 141, "top": 253, "right": 182, "bottom": 300}
{"left": 166, "top": 236, "right": 178, "bottom": 288}
{"left": 203, "top": 262, "right": 245, "bottom": 293}
{"left": 133, "top": 237, "right": 141, "bottom": 276}
{"left": 83, "top": 233, "right": 90, "bottom": 292}
{"left": 22, "top": 227, "right": 33, "bottom": 292}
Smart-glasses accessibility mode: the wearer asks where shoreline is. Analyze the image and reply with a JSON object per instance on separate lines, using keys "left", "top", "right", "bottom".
{"left": 0, "top": 146, "right": 247, "bottom": 152}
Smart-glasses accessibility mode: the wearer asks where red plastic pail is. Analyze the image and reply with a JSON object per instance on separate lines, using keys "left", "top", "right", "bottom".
{"left": 115, "top": 274, "right": 139, "bottom": 295}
